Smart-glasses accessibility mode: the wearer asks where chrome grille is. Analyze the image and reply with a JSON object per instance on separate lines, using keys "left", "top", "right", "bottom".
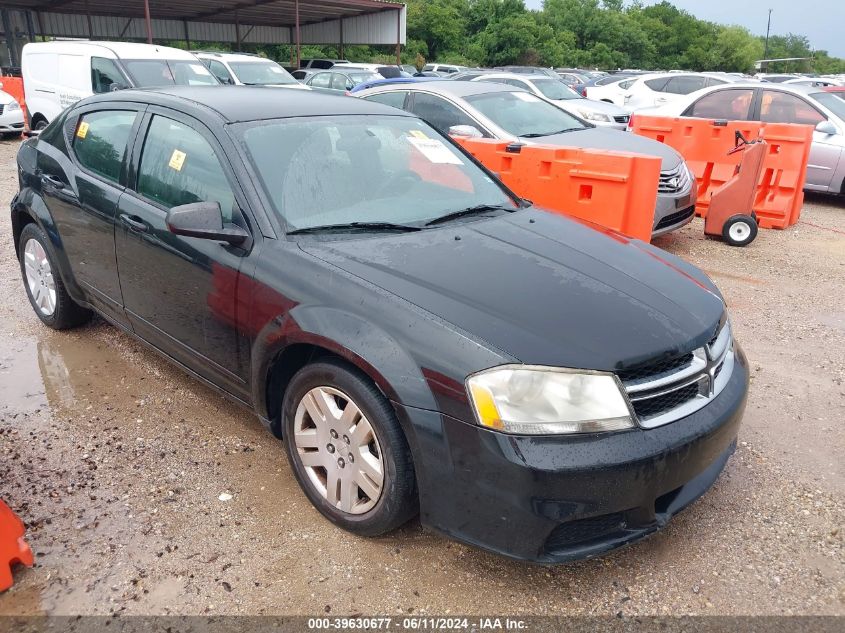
{"left": 658, "top": 163, "right": 691, "bottom": 194}
{"left": 620, "top": 320, "right": 734, "bottom": 429}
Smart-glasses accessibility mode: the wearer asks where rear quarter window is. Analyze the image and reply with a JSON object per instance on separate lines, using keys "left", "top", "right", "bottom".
{"left": 72, "top": 110, "right": 137, "bottom": 183}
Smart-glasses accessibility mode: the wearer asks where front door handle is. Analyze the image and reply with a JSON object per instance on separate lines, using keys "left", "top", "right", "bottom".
{"left": 120, "top": 213, "right": 148, "bottom": 233}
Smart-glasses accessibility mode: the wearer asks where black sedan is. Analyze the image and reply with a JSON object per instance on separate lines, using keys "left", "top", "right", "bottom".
{"left": 11, "top": 87, "right": 748, "bottom": 563}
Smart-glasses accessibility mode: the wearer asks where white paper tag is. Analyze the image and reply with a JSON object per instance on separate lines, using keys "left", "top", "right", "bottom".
{"left": 407, "top": 137, "right": 463, "bottom": 165}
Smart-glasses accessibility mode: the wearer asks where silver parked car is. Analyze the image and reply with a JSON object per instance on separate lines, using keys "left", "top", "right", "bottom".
{"left": 355, "top": 81, "right": 697, "bottom": 237}
{"left": 470, "top": 72, "right": 632, "bottom": 129}
{"left": 643, "top": 83, "right": 845, "bottom": 194}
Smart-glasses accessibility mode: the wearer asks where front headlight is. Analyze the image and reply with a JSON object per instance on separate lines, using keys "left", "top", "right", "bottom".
{"left": 466, "top": 365, "right": 634, "bottom": 435}
{"left": 574, "top": 108, "right": 612, "bottom": 123}
{"left": 6, "top": 100, "right": 20, "bottom": 111}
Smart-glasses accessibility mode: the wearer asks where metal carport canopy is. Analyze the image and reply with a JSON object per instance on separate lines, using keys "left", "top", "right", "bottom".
{"left": 2, "top": 1, "right": 406, "bottom": 49}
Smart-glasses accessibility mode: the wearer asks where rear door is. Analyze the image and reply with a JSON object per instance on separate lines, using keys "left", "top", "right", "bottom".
{"left": 43, "top": 104, "right": 143, "bottom": 326}
{"left": 114, "top": 108, "right": 254, "bottom": 398}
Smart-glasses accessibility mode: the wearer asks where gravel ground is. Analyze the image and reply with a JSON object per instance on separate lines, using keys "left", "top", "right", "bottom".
{"left": 0, "top": 136, "right": 842, "bottom": 617}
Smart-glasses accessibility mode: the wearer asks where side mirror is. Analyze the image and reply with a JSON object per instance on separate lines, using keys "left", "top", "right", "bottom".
{"left": 816, "top": 120, "right": 837, "bottom": 135}
{"left": 448, "top": 124, "right": 484, "bottom": 138}
{"left": 166, "top": 202, "right": 248, "bottom": 245}
{"left": 109, "top": 82, "right": 129, "bottom": 92}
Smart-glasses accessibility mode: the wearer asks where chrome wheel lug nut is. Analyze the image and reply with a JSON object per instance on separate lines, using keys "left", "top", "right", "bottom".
{"left": 326, "top": 444, "right": 335, "bottom": 454}
{"left": 337, "top": 458, "right": 345, "bottom": 468}
{"left": 342, "top": 435, "right": 350, "bottom": 444}
{"left": 330, "top": 429, "right": 338, "bottom": 439}
{"left": 348, "top": 453, "right": 354, "bottom": 463}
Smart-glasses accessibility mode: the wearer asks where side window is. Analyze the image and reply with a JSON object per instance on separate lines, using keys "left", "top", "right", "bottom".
{"left": 409, "top": 93, "right": 479, "bottom": 135}
{"left": 72, "top": 110, "right": 137, "bottom": 182}
{"left": 136, "top": 116, "right": 236, "bottom": 221}
{"left": 687, "top": 89, "right": 755, "bottom": 120}
{"left": 309, "top": 72, "right": 332, "bottom": 88}
{"left": 645, "top": 77, "right": 671, "bottom": 92}
{"left": 422, "top": 64, "right": 435, "bottom": 72}
{"left": 705, "top": 77, "right": 728, "bottom": 87}
{"left": 363, "top": 91, "right": 409, "bottom": 110}
{"left": 205, "top": 60, "right": 233, "bottom": 84}
{"left": 760, "top": 91, "right": 825, "bottom": 126}
{"left": 618, "top": 78, "right": 635, "bottom": 90}
{"left": 330, "top": 73, "right": 349, "bottom": 91}
{"left": 665, "top": 76, "right": 707, "bottom": 95}
{"left": 91, "top": 57, "right": 124, "bottom": 94}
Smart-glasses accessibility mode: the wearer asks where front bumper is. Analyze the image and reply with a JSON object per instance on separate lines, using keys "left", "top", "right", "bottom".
{"left": 0, "top": 109, "right": 25, "bottom": 134}
{"left": 395, "top": 344, "right": 748, "bottom": 563}
{"left": 652, "top": 177, "right": 698, "bottom": 237}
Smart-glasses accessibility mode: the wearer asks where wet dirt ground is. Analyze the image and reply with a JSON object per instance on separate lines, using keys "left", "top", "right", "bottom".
{"left": 0, "top": 137, "right": 842, "bottom": 616}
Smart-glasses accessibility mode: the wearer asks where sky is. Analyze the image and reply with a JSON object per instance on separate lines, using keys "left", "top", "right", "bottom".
{"left": 523, "top": 0, "right": 845, "bottom": 58}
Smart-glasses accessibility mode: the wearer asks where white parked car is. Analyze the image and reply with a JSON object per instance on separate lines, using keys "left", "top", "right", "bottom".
{"left": 0, "top": 88, "right": 25, "bottom": 138}
{"left": 422, "top": 63, "right": 466, "bottom": 75}
{"left": 470, "top": 73, "right": 632, "bottom": 129}
{"left": 596, "top": 72, "right": 740, "bottom": 110}
{"left": 639, "top": 83, "right": 845, "bottom": 194}
{"left": 194, "top": 51, "right": 307, "bottom": 89}
{"left": 22, "top": 41, "right": 218, "bottom": 130}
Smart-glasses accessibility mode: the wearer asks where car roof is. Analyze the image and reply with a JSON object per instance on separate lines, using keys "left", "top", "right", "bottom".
{"left": 23, "top": 40, "right": 198, "bottom": 60}
{"left": 83, "top": 86, "right": 413, "bottom": 123}
{"left": 194, "top": 51, "right": 273, "bottom": 63}
{"left": 474, "top": 73, "right": 553, "bottom": 82}
{"left": 360, "top": 80, "right": 517, "bottom": 98}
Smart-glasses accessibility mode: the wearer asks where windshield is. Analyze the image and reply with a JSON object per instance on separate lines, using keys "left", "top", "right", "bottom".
{"left": 464, "top": 91, "right": 587, "bottom": 137}
{"left": 123, "top": 59, "right": 218, "bottom": 87}
{"left": 229, "top": 61, "right": 297, "bottom": 85}
{"left": 811, "top": 92, "right": 845, "bottom": 121}
{"left": 532, "top": 78, "right": 580, "bottom": 100}
{"left": 239, "top": 115, "right": 515, "bottom": 232}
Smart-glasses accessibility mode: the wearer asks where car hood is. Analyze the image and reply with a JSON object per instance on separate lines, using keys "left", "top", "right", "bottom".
{"left": 528, "top": 127, "right": 682, "bottom": 171}
{"left": 299, "top": 210, "right": 725, "bottom": 372}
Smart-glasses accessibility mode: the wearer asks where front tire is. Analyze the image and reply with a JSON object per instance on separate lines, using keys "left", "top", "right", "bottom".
{"left": 282, "top": 360, "right": 417, "bottom": 536}
{"left": 18, "top": 223, "right": 91, "bottom": 329}
{"left": 722, "top": 214, "right": 758, "bottom": 247}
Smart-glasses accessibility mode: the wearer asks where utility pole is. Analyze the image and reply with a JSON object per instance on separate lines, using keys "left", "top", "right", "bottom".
{"left": 764, "top": 9, "right": 772, "bottom": 59}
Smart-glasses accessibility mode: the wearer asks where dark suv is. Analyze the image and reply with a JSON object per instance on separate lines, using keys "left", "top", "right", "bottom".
{"left": 11, "top": 87, "right": 748, "bottom": 563}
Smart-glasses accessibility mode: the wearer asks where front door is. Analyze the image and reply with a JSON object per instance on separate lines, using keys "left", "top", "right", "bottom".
{"left": 114, "top": 109, "right": 253, "bottom": 399}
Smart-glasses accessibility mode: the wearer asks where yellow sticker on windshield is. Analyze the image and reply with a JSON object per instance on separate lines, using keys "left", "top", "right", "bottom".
{"left": 409, "top": 130, "right": 429, "bottom": 139}
{"left": 76, "top": 121, "right": 89, "bottom": 139}
{"left": 168, "top": 149, "right": 187, "bottom": 171}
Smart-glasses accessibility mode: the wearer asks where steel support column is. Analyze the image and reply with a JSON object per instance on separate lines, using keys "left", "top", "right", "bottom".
{"left": 143, "top": 0, "right": 153, "bottom": 44}
{"left": 295, "top": 0, "right": 301, "bottom": 70}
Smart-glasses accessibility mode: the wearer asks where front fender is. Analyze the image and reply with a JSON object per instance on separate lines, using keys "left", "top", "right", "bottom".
{"left": 252, "top": 305, "right": 438, "bottom": 419}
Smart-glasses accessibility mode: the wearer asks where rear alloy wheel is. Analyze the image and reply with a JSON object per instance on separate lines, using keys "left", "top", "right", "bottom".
{"left": 722, "top": 214, "right": 758, "bottom": 247}
{"left": 282, "top": 360, "right": 417, "bottom": 535}
{"left": 18, "top": 223, "right": 91, "bottom": 329}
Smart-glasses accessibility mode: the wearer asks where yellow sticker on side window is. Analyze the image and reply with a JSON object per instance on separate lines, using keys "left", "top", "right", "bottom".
{"left": 408, "top": 130, "right": 429, "bottom": 139}
{"left": 76, "top": 121, "right": 89, "bottom": 139}
{"left": 168, "top": 149, "right": 187, "bottom": 171}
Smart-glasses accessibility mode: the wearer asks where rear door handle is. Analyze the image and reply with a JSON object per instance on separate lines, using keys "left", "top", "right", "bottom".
{"left": 120, "top": 213, "right": 148, "bottom": 233}
{"left": 41, "top": 174, "right": 66, "bottom": 190}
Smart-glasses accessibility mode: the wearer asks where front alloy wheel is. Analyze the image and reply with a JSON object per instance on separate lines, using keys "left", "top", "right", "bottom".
{"left": 23, "top": 238, "right": 56, "bottom": 316}
{"left": 282, "top": 360, "right": 417, "bottom": 536}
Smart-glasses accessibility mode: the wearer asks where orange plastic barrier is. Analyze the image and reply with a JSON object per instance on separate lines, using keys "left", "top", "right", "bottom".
{"left": 0, "top": 498, "right": 34, "bottom": 592}
{"left": 631, "top": 116, "right": 813, "bottom": 229}
{"left": 0, "top": 76, "right": 27, "bottom": 133}
{"left": 453, "top": 137, "right": 661, "bottom": 242}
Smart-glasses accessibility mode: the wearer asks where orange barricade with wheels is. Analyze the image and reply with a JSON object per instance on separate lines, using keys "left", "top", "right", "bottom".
{"left": 453, "top": 137, "right": 661, "bottom": 242}
{"left": 0, "top": 498, "right": 34, "bottom": 592}
{"left": 630, "top": 116, "right": 812, "bottom": 229}
{"left": 0, "top": 76, "right": 28, "bottom": 135}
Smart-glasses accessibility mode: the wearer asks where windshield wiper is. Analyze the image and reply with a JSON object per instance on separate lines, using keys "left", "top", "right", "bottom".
{"left": 287, "top": 221, "right": 422, "bottom": 235}
{"left": 425, "top": 203, "right": 515, "bottom": 227}
{"left": 519, "top": 128, "right": 582, "bottom": 138}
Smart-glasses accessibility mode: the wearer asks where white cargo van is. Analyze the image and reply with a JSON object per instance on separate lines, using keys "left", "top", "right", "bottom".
{"left": 22, "top": 41, "right": 218, "bottom": 129}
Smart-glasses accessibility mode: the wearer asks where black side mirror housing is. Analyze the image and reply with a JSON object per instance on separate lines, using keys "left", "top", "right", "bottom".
{"left": 166, "top": 202, "right": 248, "bottom": 245}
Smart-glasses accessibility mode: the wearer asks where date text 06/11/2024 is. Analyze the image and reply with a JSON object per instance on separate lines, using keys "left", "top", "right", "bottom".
{"left": 307, "top": 617, "right": 529, "bottom": 630}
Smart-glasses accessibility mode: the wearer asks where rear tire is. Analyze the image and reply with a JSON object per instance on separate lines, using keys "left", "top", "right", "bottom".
{"left": 18, "top": 223, "right": 91, "bottom": 329}
{"left": 281, "top": 359, "right": 417, "bottom": 536}
{"left": 722, "top": 214, "right": 758, "bottom": 247}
